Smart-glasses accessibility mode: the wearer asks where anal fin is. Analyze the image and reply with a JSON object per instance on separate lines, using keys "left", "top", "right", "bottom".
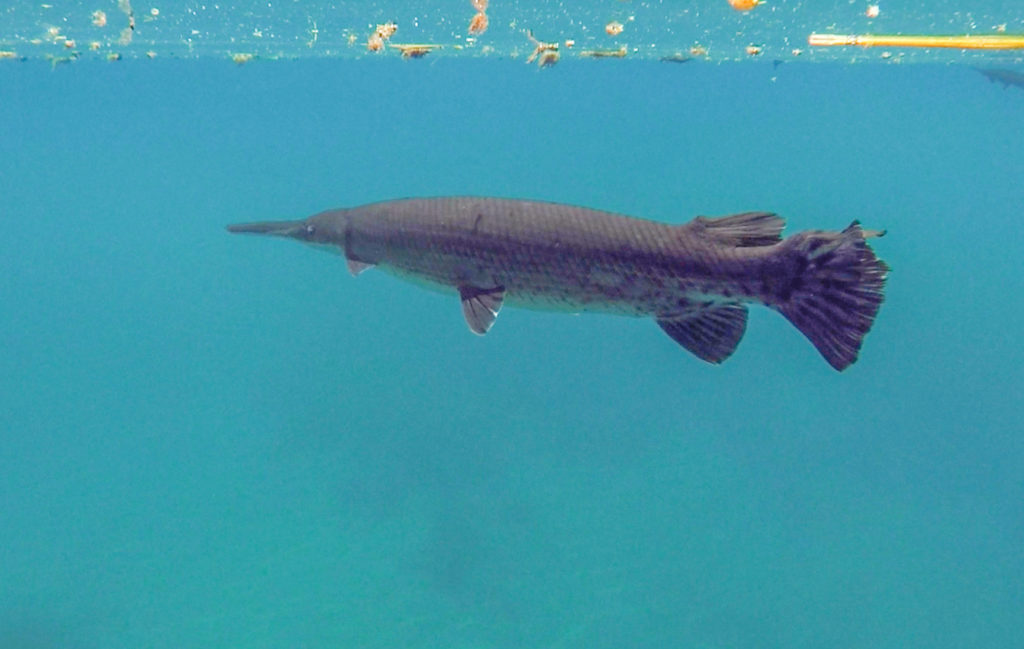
{"left": 656, "top": 303, "right": 749, "bottom": 364}
{"left": 459, "top": 285, "right": 505, "bottom": 335}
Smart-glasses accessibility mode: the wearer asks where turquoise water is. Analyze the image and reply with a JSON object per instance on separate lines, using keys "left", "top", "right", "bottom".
{"left": 2, "top": 57, "right": 1023, "bottom": 647}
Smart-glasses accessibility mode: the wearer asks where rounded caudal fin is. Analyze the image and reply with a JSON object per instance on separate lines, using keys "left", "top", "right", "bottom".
{"left": 777, "top": 222, "right": 889, "bottom": 371}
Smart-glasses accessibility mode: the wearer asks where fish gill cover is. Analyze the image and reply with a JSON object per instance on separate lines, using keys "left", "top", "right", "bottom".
{"left": 1, "top": 0, "right": 1024, "bottom": 64}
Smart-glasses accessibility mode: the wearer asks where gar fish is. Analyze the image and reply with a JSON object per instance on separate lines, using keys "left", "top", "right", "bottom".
{"left": 228, "top": 197, "right": 888, "bottom": 371}
{"left": 974, "top": 67, "right": 1024, "bottom": 90}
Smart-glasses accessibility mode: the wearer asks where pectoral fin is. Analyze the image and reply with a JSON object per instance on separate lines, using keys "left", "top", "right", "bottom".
{"left": 656, "top": 304, "right": 748, "bottom": 364}
{"left": 459, "top": 285, "right": 505, "bottom": 335}
{"left": 346, "top": 259, "right": 375, "bottom": 276}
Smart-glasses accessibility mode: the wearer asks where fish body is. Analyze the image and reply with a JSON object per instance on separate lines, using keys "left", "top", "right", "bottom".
{"left": 228, "top": 197, "right": 888, "bottom": 370}
{"left": 975, "top": 67, "right": 1024, "bottom": 90}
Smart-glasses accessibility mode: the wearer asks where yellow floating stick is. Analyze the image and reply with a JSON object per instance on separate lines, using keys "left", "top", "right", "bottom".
{"left": 809, "top": 33, "right": 1024, "bottom": 50}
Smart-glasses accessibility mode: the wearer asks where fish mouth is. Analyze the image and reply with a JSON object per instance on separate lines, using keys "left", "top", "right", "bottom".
{"left": 226, "top": 219, "right": 306, "bottom": 237}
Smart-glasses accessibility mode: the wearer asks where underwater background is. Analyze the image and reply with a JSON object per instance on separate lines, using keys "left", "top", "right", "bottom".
{"left": 2, "top": 4, "right": 1024, "bottom": 648}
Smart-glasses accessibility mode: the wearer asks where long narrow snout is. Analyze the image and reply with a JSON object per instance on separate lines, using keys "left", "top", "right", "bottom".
{"left": 226, "top": 219, "right": 306, "bottom": 237}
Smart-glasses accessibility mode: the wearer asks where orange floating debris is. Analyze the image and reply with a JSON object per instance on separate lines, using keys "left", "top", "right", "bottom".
{"left": 728, "top": 0, "right": 760, "bottom": 11}
{"left": 809, "top": 33, "right": 1024, "bottom": 49}
{"left": 468, "top": 0, "right": 488, "bottom": 36}
{"left": 605, "top": 21, "right": 624, "bottom": 36}
{"left": 468, "top": 11, "right": 488, "bottom": 35}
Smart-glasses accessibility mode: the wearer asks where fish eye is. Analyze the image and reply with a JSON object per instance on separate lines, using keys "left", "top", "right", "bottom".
{"left": 305, "top": 224, "right": 316, "bottom": 236}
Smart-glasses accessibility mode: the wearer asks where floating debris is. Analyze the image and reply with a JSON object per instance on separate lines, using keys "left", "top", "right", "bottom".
{"left": 469, "top": 12, "right": 488, "bottom": 34}
{"left": 468, "top": 0, "right": 489, "bottom": 35}
{"left": 0, "top": 51, "right": 19, "bottom": 60}
{"left": 376, "top": 22, "right": 398, "bottom": 40}
{"left": 47, "top": 53, "right": 79, "bottom": 67}
{"left": 231, "top": 52, "right": 255, "bottom": 64}
{"left": 389, "top": 43, "right": 442, "bottom": 58}
{"left": 526, "top": 30, "right": 558, "bottom": 66}
{"left": 728, "top": 0, "right": 760, "bottom": 11}
{"left": 307, "top": 20, "right": 318, "bottom": 48}
{"left": 746, "top": 44, "right": 762, "bottom": 55}
{"left": 117, "top": 0, "right": 135, "bottom": 45}
{"left": 368, "top": 21, "right": 397, "bottom": 52}
{"left": 660, "top": 53, "right": 693, "bottom": 63}
{"left": 6, "top": 0, "right": 1011, "bottom": 63}
{"left": 580, "top": 46, "right": 627, "bottom": 58}
{"left": 537, "top": 50, "right": 559, "bottom": 67}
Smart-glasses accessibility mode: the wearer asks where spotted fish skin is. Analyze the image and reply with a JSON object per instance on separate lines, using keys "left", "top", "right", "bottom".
{"left": 228, "top": 197, "right": 889, "bottom": 371}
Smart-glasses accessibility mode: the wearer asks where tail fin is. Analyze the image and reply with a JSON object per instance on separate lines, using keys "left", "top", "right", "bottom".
{"left": 777, "top": 222, "right": 889, "bottom": 371}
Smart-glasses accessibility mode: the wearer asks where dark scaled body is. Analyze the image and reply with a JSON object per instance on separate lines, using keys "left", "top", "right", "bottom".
{"left": 229, "top": 197, "right": 888, "bottom": 370}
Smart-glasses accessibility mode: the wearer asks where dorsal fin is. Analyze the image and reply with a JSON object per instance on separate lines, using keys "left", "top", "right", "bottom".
{"left": 683, "top": 212, "right": 785, "bottom": 247}
{"left": 656, "top": 304, "right": 749, "bottom": 364}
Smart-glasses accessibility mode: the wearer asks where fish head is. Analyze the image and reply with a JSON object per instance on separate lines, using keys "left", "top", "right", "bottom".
{"left": 226, "top": 209, "right": 349, "bottom": 248}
